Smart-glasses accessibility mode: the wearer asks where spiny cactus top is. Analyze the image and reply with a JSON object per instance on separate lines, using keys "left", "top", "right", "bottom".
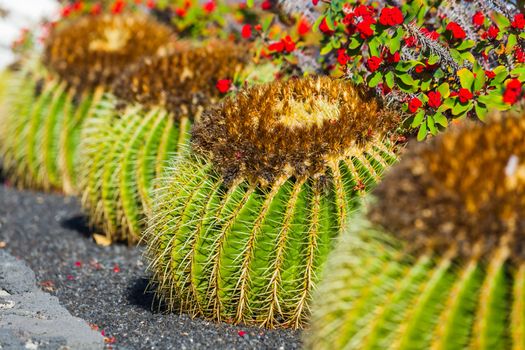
{"left": 308, "top": 114, "right": 525, "bottom": 350}
{"left": 44, "top": 13, "right": 174, "bottom": 91}
{"left": 370, "top": 115, "right": 525, "bottom": 261}
{"left": 112, "top": 41, "right": 249, "bottom": 119}
{"left": 146, "top": 76, "right": 401, "bottom": 329}
{"left": 192, "top": 76, "right": 400, "bottom": 186}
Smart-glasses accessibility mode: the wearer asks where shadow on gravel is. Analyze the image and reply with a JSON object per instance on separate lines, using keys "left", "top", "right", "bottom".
{"left": 127, "top": 277, "right": 166, "bottom": 313}
{"left": 60, "top": 215, "right": 95, "bottom": 239}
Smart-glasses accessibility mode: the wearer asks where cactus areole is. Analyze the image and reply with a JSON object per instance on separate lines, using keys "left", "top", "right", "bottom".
{"left": 146, "top": 76, "right": 401, "bottom": 329}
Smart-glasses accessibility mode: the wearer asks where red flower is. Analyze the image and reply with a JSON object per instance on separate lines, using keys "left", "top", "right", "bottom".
{"left": 404, "top": 36, "right": 416, "bottom": 47}
{"left": 472, "top": 11, "right": 484, "bottom": 26}
{"left": 516, "top": 47, "right": 525, "bottom": 63}
{"left": 386, "top": 51, "right": 400, "bottom": 63}
{"left": 282, "top": 35, "right": 296, "bottom": 52}
{"left": 512, "top": 14, "right": 525, "bottom": 30}
{"left": 238, "top": 330, "right": 247, "bottom": 337}
{"left": 298, "top": 18, "right": 311, "bottom": 36}
{"left": 72, "top": 1, "right": 84, "bottom": 11}
{"left": 408, "top": 97, "right": 423, "bottom": 113}
{"left": 446, "top": 22, "right": 466, "bottom": 40}
{"left": 367, "top": 56, "right": 382, "bottom": 72}
{"left": 356, "top": 18, "right": 375, "bottom": 39}
{"left": 319, "top": 18, "right": 335, "bottom": 35}
{"left": 486, "top": 25, "right": 499, "bottom": 40}
{"left": 111, "top": 0, "right": 125, "bottom": 14}
{"left": 427, "top": 91, "right": 442, "bottom": 108}
{"left": 91, "top": 3, "right": 102, "bottom": 15}
{"left": 458, "top": 88, "right": 473, "bottom": 103}
{"left": 415, "top": 64, "right": 425, "bottom": 74}
{"left": 261, "top": 0, "right": 272, "bottom": 10}
{"left": 268, "top": 41, "right": 285, "bottom": 52}
{"left": 379, "top": 7, "right": 404, "bottom": 27}
{"left": 146, "top": 0, "right": 155, "bottom": 9}
{"left": 113, "top": 264, "right": 121, "bottom": 273}
{"left": 503, "top": 79, "right": 522, "bottom": 104}
{"left": 175, "top": 7, "right": 187, "bottom": 17}
{"left": 203, "top": 1, "right": 216, "bottom": 13}
{"left": 216, "top": 79, "right": 232, "bottom": 94}
{"left": 337, "top": 49, "right": 350, "bottom": 66}
{"left": 420, "top": 28, "right": 439, "bottom": 41}
{"left": 312, "top": 0, "right": 319, "bottom": 5}
{"left": 485, "top": 70, "right": 496, "bottom": 79}
{"left": 61, "top": 5, "right": 73, "bottom": 18}
{"left": 241, "top": 24, "right": 252, "bottom": 39}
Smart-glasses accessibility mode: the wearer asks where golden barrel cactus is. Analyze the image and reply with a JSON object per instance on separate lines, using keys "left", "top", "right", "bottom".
{"left": 145, "top": 76, "right": 401, "bottom": 328}
{"left": 308, "top": 115, "right": 525, "bottom": 349}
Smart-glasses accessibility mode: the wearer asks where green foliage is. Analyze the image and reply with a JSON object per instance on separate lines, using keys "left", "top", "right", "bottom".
{"left": 145, "top": 139, "right": 397, "bottom": 328}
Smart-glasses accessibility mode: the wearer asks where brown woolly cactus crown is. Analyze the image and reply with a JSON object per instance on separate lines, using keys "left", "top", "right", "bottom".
{"left": 370, "top": 115, "right": 525, "bottom": 261}
{"left": 44, "top": 13, "right": 174, "bottom": 91}
{"left": 112, "top": 42, "right": 249, "bottom": 118}
{"left": 192, "top": 76, "right": 400, "bottom": 186}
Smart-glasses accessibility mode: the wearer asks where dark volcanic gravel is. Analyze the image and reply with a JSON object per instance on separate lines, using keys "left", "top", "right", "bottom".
{"left": 0, "top": 184, "right": 302, "bottom": 349}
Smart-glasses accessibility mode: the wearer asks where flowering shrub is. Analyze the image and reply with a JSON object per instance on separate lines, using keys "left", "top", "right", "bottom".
{"left": 314, "top": 0, "right": 525, "bottom": 139}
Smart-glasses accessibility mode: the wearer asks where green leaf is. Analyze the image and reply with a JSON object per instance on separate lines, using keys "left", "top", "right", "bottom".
{"left": 385, "top": 71, "right": 395, "bottom": 89}
{"left": 437, "top": 83, "right": 450, "bottom": 98}
{"left": 368, "top": 37, "right": 381, "bottom": 57}
{"left": 320, "top": 43, "right": 333, "bottom": 56}
{"left": 460, "top": 51, "right": 476, "bottom": 64}
{"left": 427, "top": 55, "right": 440, "bottom": 65}
{"left": 452, "top": 100, "right": 472, "bottom": 116}
{"left": 507, "top": 34, "right": 517, "bottom": 54}
{"left": 349, "top": 38, "right": 361, "bottom": 50}
{"left": 456, "top": 40, "right": 476, "bottom": 51}
{"left": 433, "top": 112, "right": 448, "bottom": 127}
{"left": 398, "top": 73, "right": 417, "bottom": 86}
{"left": 427, "top": 115, "right": 437, "bottom": 135}
{"left": 510, "top": 66, "right": 525, "bottom": 81}
{"left": 493, "top": 12, "right": 510, "bottom": 28}
{"left": 417, "top": 120, "right": 428, "bottom": 141}
{"left": 246, "top": 0, "right": 254, "bottom": 7}
{"left": 411, "top": 110, "right": 425, "bottom": 128}
{"left": 458, "top": 68, "right": 475, "bottom": 90}
{"left": 389, "top": 28, "right": 403, "bottom": 54}
{"left": 368, "top": 71, "right": 383, "bottom": 88}
{"left": 474, "top": 103, "right": 488, "bottom": 121}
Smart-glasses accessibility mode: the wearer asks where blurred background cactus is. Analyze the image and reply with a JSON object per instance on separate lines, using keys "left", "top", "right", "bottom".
{"left": 78, "top": 41, "right": 250, "bottom": 244}
{"left": 0, "top": 11, "right": 174, "bottom": 193}
{"left": 145, "top": 76, "right": 402, "bottom": 329}
{"left": 308, "top": 114, "right": 525, "bottom": 349}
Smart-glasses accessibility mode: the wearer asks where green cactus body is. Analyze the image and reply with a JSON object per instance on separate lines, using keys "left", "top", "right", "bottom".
{"left": 0, "top": 72, "right": 105, "bottom": 192}
{"left": 148, "top": 142, "right": 396, "bottom": 327}
{"left": 308, "top": 115, "right": 525, "bottom": 349}
{"left": 145, "top": 76, "right": 401, "bottom": 328}
{"left": 78, "top": 97, "right": 189, "bottom": 243}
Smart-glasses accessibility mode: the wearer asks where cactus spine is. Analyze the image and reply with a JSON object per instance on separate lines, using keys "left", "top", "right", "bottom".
{"left": 78, "top": 42, "right": 249, "bottom": 244}
{"left": 308, "top": 115, "right": 525, "bottom": 349}
{"left": 0, "top": 13, "right": 173, "bottom": 193}
{"left": 145, "top": 76, "right": 401, "bottom": 328}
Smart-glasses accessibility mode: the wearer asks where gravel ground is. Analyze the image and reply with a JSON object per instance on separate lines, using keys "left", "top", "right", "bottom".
{"left": 0, "top": 184, "right": 302, "bottom": 349}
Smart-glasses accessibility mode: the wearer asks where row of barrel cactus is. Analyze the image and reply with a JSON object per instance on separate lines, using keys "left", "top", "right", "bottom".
{"left": 1, "top": 1, "right": 525, "bottom": 345}
{"left": 0, "top": 13, "right": 174, "bottom": 193}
